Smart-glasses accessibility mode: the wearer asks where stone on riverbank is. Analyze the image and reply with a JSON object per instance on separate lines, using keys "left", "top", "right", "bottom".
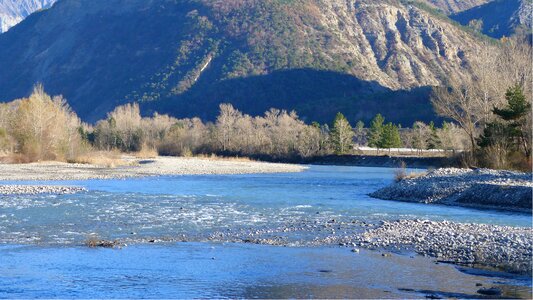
{"left": 0, "top": 156, "right": 306, "bottom": 180}
{"left": 0, "top": 185, "right": 86, "bottom": 195}
{"left": 370, "top": 168, "right": 532, "bottom": 212}
{"left": 353, "top": 219, "right": 532, "bottom": 274}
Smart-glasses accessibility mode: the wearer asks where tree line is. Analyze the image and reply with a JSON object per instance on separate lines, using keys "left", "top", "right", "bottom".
{"left": 0, "top": 38, "right": 529, "bottom": 170}
{"left": 0, "top": 85, "right": 470, "bottom": 164}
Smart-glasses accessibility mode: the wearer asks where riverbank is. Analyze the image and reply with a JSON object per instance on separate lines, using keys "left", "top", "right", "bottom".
{"left": 199, "top": 219, "right": 532, "bottom": 274}
{"left": 370, "top": 168, "right": 532, "bottom": 212}
{"left": 0, "top": 185, "right": 86, "bottom": 195}
{"left": 352, "top": 219, "right": 532, "bottom": 275}
{"left": 0, "top": 156, "right": 306, "bottom": 181}
{"left": 305, "top": 154, "right": 457, "bottom": 169}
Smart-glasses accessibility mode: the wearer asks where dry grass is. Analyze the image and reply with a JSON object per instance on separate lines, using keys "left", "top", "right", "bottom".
{"left": 69, "top": 151, "right": 129, "bottom": 168}
{"left": 134, "top": 145, "right": 158, "bottom": 159}
{"left": 394, "top": 161, "right": 426, "bottom": 182}
{"left": 0, "top": 153, "right": 32, "bottom": 164}
{"left": 193, "top": 153, "right": 255, "bottom": 162}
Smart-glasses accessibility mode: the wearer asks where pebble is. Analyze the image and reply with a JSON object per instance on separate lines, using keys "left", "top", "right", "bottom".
{"left": 0, "top": 157, "right": 306, "bottom": 181}
{"left": 370, "top": 168, "right": 532, "bottom": 212}
{"left": 0, "top": 185, "right": 86, "bottom": 195}
{"left": 354, "top": 219, "right": 532, "bottom": 274}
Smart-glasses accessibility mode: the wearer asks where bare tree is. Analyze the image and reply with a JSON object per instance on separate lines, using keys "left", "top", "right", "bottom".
{"left": 431, "top": 79, "right": 484, "bottom": 156}
{"left": 216, "top": 104, "right": 242, "bottom": 152}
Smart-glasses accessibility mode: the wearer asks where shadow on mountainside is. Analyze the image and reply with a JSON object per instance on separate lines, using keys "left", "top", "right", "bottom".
{"left": 145, "top": 68, "right": 437, "bottom": 125}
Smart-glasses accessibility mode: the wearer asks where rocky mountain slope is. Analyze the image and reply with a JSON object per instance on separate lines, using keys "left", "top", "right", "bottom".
{"left": 0, "top": 0, "right": 491, "bottom": 124}
{"left": 451, "top": 0, "right": 532, "bottom": 39}
{"left": 0, "top": 0, "right": 56, "bottom": 33}
{"left": 420, "top": 0, "right": 489, "bottom": 14}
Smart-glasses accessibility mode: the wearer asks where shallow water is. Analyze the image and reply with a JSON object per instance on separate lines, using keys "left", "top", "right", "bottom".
{"left": 1, "top": 243, "right": 531, "bottom": 299}
{"left": 1, "top": 165, "right": 531, "bottom": 298}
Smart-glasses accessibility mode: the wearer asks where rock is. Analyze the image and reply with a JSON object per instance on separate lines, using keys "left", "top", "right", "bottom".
{"left": 358, "top": 219, "right": 532, "bottom": 274}
{"left": 369, "top": 168, "right": 532, "bottom": 212}
{"left": 0, "top": 185, "right": 86, "bottom": 196}
{"left": 477, "top": 287, "right": 502, "bottom": 296}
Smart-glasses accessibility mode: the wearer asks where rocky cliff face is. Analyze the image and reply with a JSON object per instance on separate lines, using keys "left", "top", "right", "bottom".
{"left": 0, "top": 0, "right": 493, "bottom": 123}
{"left": 0, "top": 0, "right": 56, "bottom": 33}
{"left": 309, "top": 0, "right": 484, "bottom": 90}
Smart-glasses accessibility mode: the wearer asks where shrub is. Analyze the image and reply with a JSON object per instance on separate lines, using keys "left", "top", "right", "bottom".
{"left": 5, "top": 85, "right": 84, "bottom": 162}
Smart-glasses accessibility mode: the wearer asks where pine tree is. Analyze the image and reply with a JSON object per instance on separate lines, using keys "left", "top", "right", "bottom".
{"left": 479, "top": 84, "right": 532, "bottom": 158}
{"left": 380, "top": 122, "right": 402, "bottom": 149}
{"left": 427, "top": 121, "right": 442, "bottom": 149}
{"left": 330, "top": 112, "right": 354, "bottom": 154}
{"left": 493, "top": 85, "right": 530, "bottom": 121}
{"left": 368, "top": 114, "right": 384, "bottom": 148}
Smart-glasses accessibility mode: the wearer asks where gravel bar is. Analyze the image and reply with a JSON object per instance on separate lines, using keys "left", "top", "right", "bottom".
{"left": 0, "top": 185, "right": 87, "bottom": 195}
{"left": 370, "top": 168, "right": 532, "bottom": 212}
{"left": 352, "top": 219, "right": 532, "bottom": 274}
{"left": 0, "top": 156, "right": 306, "bottom": 180}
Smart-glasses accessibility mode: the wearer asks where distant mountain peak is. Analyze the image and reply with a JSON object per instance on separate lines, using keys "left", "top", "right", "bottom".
{"left": 0, "top": 0, "right": 56, "bottom": 33}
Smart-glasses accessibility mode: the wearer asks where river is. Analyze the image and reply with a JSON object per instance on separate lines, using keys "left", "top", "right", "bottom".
{"left": 1, "top": 165, "right": 531, "bottom": 298}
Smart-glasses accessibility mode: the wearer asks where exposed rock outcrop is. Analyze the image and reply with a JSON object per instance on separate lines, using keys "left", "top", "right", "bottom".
{"left": 0, "top": 0, "right": 494, "bottom": 123}
{"left": 0, "top": 0, "right": 56, "bottom": 33}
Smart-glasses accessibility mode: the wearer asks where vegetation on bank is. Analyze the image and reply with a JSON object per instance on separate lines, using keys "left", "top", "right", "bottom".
{"left": 0, "top": 79, "right": 529, "bottom": 171}
{"left": 431, "top": 38, "right": 532, "bottom": 171}
{"left": 0, "top": 84, "right": 469, "bottom": 164}
{"left": 0, "top": 36, "right": 530, "bottom": 171}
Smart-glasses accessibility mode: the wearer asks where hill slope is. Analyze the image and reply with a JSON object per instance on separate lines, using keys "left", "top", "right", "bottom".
{"left": 451, "top": 0, "right": 532, "bottom": 38}
{"left": 420, "top": 0, "right": 489, "bottom": 14}
{"left": 0, "top": 0, "right": 56, "bottom": 33}
{"left": 0, "top": 0, "right": 489, "bottom": 124}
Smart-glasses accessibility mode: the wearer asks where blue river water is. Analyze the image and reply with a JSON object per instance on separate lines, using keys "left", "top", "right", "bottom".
{"left": 0, "top": 165, "right": 531, "bottom": 298}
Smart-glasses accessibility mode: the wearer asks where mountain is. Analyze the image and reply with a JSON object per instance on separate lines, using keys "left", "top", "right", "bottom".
{"left": 420, "top": 0, "right": 489, "bottom": 14}
{"left": 451, "top": 0, "right": 532, "bottom": 39}
{"left": 0, "top": 0, "right": 56, "bottom": 33}
{"left": 0, "top": 0, "right": 491, "bottom": 124}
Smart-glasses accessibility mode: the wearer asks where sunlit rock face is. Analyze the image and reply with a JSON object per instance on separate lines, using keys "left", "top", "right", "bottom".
{"left": 0, "top": 0, "right": 499, "bottom": 124}
{"left": 0, "top": 0, "right": 56, "bottom": 33}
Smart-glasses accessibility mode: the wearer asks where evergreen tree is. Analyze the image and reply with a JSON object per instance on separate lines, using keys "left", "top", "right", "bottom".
{"left": 479, "top": 84, "right": 532, "bottom": 158}
{"left": 368, "top": 114, "right": 384, "bottom": 148}
{"left": 427, "top": 121, "right": 442, "bottom": 149}
{"left": 493, "top": 85, "right": 530, "bottom": 121}
{"left": 380, "top": 122, "right": 402, "bottom": 149}
{"left": 330, "top": 112, "right": 354, "bottom": 154}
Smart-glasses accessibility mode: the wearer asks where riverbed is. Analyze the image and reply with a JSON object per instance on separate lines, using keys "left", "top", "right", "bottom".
{"left": 1, "top": 165, "right": 531, "bottom": 298}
